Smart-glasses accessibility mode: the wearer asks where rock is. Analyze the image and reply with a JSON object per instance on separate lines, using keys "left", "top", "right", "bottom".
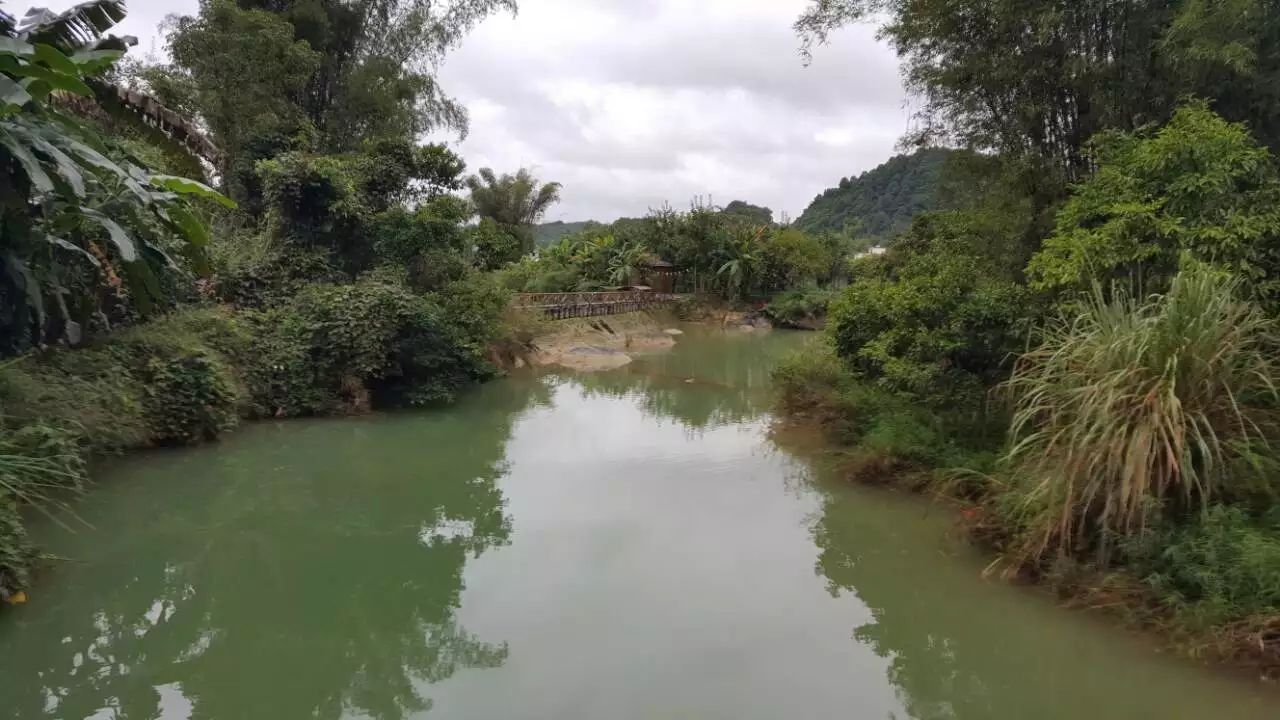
{"left": 625, "top": 332, "right": 677, "bottom": 351}
{"left": 662, "top": 328, "right": 684, "bottom": 336}
{"left": 552, "top": 345, "right": 633, "bottom": 371}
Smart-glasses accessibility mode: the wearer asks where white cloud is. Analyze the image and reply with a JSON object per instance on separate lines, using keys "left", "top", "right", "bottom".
{"left": 57, "top": 0, "right": 909, "bottom": 222}
{"left": 431, "top": 0, "right": 909, "bottom": 222}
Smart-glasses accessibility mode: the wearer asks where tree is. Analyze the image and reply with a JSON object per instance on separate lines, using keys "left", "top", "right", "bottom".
{"left": 759, "top": 228, "right": 834, "bottom": 290}
{"left": 606, "top": 240, "right": 648, "bottom": 286}
{"left": 1028, "top": 102, "right": 1280, "bottom": 308}
{"left": 148, "top": 0, "right": 514, "bottom": 210}
{"left": 160, "top": 0, "right": 516, "bottom": 155}
{"left": 465, "top": 167, "right": 561, "bottom": 253}
{"left": 796, "top": 1, "right": 1280, "bottom": 183}
{"left": 715, "top": 225, "right": 763, "bottom": 300}
{"left": 471, "top": 218, "right": 522, "bottom": 271}
{"left": 796, "top": 148, "right": 952, "bottom": 239}
{"left": 827, "top": 220, "right": 1030, "bottom": 403}
{"left": 254, "top": 140, "right": 471, "bottom": 277}
{"left": 159, "top": 0, "right": 321, "bottom": 203}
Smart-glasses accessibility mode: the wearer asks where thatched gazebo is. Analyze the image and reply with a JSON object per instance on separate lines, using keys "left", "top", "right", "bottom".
{"left": 639, "top": 256, "right": 679, "bottom": 293}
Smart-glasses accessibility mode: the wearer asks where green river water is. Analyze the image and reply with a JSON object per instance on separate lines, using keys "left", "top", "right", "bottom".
{"left": 2, "top": 327, "right": 1278, "bottom": 719}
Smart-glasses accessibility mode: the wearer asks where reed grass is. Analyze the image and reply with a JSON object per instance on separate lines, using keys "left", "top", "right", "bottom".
{"left": 1003, "top": 266, "right": 1280, "bottom": 562}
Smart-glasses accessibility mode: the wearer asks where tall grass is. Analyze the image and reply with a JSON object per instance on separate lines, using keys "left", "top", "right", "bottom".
{"left": 1003, "top": 266, "right": 1280, "bottom": 562}
{"left": 0, "top": 422, "right": 88, "bottom": 525}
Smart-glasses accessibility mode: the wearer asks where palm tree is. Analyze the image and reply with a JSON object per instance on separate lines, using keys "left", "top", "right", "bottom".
{"left": 465, "top": 168, "right": 561, "bottom": 253}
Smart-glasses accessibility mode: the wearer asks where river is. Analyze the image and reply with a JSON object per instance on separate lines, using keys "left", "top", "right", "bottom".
{"left": 1, "top": 327, "right": 1277, "bottom": 719}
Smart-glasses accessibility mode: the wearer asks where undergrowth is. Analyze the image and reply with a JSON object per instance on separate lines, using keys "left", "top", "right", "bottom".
{"left": 773, "top": 269, "right": 1280, "bottom": 673}
{"left": 762, "top": 285, "right": 836, "bottom": 329}
{"left": 0, "top": 274, "right": 512, "bottom": 598}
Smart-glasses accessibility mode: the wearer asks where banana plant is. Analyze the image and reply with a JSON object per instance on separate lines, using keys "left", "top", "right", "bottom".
{"left": 716, "top": 225, "right": 764, "bottom": 299}
{"left": 0, "top": 1, "right": 234, "bottom": 352}
{"left": 607, "top": 241, "right": 649, "bottom": 286}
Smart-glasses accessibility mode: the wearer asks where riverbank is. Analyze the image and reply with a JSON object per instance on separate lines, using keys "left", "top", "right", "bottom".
{"left": 0, "top": 297, "right": 760, "bottom": 600}
{"left": 771, "top": 342, "right": 1280, "bottom": 678}
{"left": 0, "top": 299, "right": 760, "bottom": 600}
{"left": 0, "top": 276, "right": 516, "bottom": 600}
{"left": 6, "top": 327, "right": 1279, "bottom": 719}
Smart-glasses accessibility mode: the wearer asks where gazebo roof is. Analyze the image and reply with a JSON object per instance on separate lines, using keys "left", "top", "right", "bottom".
{"left": 642, "top": 256, "right": 676, "bottom": 269}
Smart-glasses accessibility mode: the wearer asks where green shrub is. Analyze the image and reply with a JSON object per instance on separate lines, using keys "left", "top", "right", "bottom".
{"left": 0, "top": 308, "right": 253, "bottom": 453}
{"left": 1125, "top": 505, "right": 1280, "bottom": 628}
{"left": 213, "top": 239, "right": 343, "bottom": 309}
{"left": 142, "top": 353, "right": 241, "bottom": 444}
{"left": 494, "top": 257, "right": 544, "bottom": 292}
{"left": 1002, "top": 266, "right": 1280, "bottom": 563}
{"left": 773, "top": 343, "right": 962, "bottom": 472}
{"left": 0, "top": 421, "right": 88, "bottom": 506}
{"left": 436, "top": 273, "right": 511, "bottom": 349}
{"left": 471, "top": 218, "right": 525, "bottom": 271}
{"left": 773, "top": 342, "right": 857, "bottom": 430}
{"left": 113, "top": 306, "right": 255, "bottom": 363}
{"left": 0, "top": 352, "right": 149, "bottom": 453}
{"left": 257, "top": 151, "right": 365, "bottom": 250}
{"left": 759, "top": 228, "right": 836, "bottom": 289}
{"left": 828, "top": 235, "right": 1030, "bottom": 404}
{"left": 670, "top": 295, "right": 704, "bottom": 321}
{"left": 254, "top": 143, "right": 473, "bottom": 279}
{"left": 369, "top": 199, "right": 472, "bottom": 292}
{"left": 762, "top": 285, "right": 836, "bottom": 328}
{"left": 249, "top": 280, "right": 493, "bottom": 416}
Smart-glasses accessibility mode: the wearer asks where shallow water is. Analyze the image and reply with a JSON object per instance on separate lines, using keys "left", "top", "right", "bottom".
{"left": 2, "top": 327, "right": 1277, "bottom": 719}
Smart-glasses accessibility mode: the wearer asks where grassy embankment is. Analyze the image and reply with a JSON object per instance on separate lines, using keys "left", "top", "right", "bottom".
{"left": 0, "top": 276, "right": 541, "bottom": 601}
{"left": 773, "top": 271, "right": 1280, "bottom": 674}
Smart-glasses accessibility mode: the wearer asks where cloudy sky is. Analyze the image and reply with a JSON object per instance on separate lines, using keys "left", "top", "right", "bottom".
{"left": 82, "top": 0, "right": 909, "bottom": 223}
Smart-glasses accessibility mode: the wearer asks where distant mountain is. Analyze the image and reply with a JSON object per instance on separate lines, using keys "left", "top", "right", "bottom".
{"left": 533, "top": 220, "right": 599, "bottom": 246}
{"left": 796, "top": 148, "right": 954, "bottom": 240}
{"left": 721, "top": 200, "right": 773, "bottom": 225}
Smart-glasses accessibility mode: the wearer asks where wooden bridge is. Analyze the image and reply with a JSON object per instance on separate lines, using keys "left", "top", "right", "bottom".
{"left": 513, "top": 291, "right": 684, "bottom": 320}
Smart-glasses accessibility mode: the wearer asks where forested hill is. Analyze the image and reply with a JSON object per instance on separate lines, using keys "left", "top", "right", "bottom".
{"left": 796, "top": 148, "right": 954, "bottom": 240}
{"left": 534, "top": 220, "right": 598, "bottom": 246}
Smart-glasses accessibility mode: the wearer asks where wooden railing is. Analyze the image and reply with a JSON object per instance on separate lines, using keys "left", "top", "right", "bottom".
{"left": 55, "top": 83, "right": 224, "bottom": 167}
{"left": 513, "top": 291, "right": 684, "bottom": 320}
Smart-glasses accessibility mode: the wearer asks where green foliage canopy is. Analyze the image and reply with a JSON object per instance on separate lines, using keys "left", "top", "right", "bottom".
{"left": 827, "top": 222, "right": 1030, "bottom": 403}
{"left": 161, "top": 0, "right": 321, "bottom": 201}
{"left": 797, "top": 0, "right": 1280, "bottom": 182}
{"left": 1029, "top": 103, "right": 1280, "bottom": 307}
{"left": 796, "top": 148, "right": 952, "bottom": 240}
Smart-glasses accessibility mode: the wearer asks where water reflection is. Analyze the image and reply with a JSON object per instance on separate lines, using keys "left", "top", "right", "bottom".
{"left": 562, "top": 327, "right": 803, "bottom": 430}
{"left": 6, "top": 329, "right": 1276, "bottom": 720}
{"left": 801, "top": 458, "right": 1280, "bottom": 720}
{"left": 0, "top": 380, "right": 543, "bottom": 720}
